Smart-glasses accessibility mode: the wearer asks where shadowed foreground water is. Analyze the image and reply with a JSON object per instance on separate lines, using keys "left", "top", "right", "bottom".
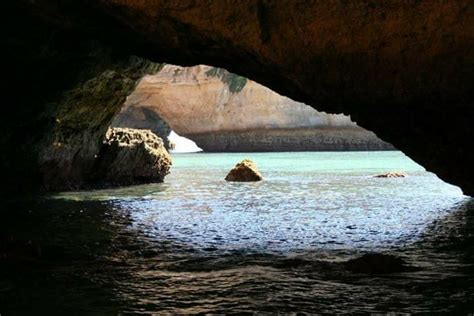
{"left": 1, "top": 152, "right": 473, "bottom": 313}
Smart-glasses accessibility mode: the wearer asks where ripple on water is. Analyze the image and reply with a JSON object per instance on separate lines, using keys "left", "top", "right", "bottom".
{"left": 31, "top": 151, "right": 473, "bottom": 313}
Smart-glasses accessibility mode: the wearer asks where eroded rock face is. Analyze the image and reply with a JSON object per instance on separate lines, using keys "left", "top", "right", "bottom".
{"left": 124, "top": 65, "right": 393, "bottom": 151}
{"left": 4, "top": 1, "right": 474, "bottom": 195}
{"left": 4, "top": 3, "right": 163, "bottom": 192}
{"left": 35, "top": 59, "right": 163, "bottom": 191}
{"left": 111, "top": 106, "right": 172, "bottom": 150}
{"left": 92, "top": 128, "right": 171, "bottom": 188}
{"left": 225, "top": 160, "right": 263, "bottom": 182}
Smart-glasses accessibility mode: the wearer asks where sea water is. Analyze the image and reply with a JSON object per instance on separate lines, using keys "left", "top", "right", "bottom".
{"left": 1, "top": 151, "right": 472, "bottom": 313}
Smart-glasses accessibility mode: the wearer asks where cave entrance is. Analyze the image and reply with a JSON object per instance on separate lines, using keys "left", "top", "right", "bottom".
{"left": 4, "top": 3, "right": 473, "bottom": 313}
{"left": 103, "top": 62, "right": 464, "bottom": 201}
{"left": 168, "top": 131, "right": 203, "bottom": 153}
{"left": 111, "top": 64, "right": 394, "bottom": 153}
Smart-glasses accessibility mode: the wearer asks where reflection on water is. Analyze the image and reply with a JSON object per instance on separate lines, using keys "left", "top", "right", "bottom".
{"left": 1, "top": 152, "right": 473, "bottom": 313}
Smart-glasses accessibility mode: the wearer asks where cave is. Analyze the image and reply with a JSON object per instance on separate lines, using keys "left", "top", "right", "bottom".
{"left": 1, "top": 1, "right": 473, "bottom": 313}
{"left": 3, "top": 1, "right": 473, "bottom": 195}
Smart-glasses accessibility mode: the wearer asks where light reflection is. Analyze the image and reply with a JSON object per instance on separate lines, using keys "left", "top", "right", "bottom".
{"left": 53, "top": 151, "right": 467, "bottom": 254}
{"left": 168, "top": 130, "right": 202, "bottom": 153}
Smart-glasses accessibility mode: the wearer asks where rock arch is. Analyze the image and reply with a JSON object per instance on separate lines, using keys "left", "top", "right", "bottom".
{"left": 114, "top": 64, "right": 394, "bottom": 152}
{"left": 3, "top": 1, "right": 473, "bottom": 194}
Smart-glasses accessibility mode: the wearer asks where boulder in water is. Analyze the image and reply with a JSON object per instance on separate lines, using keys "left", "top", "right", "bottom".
{"left": 225, "top": 159, "right": 262, "bottom": 182}
{"left": 375, "top": 172, "right": 406, "bottom": 178}
{"left": 94, "top": 127, "right": 171, "bottom": 187}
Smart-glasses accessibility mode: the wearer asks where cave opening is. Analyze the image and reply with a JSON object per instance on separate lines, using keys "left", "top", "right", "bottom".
{"left": 78, "top": 62, "right": 466, "bottom": 268}
{"left": 3, "top": 56, "right": 471, "bottom": 314}
{"left": 110, "top": 64, "right": 396, "bottom": 154}
{"left": 2, "top": 1, "right": 473, "bottom": 313}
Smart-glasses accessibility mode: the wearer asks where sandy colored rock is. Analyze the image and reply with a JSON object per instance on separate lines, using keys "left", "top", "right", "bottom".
{"left": 124, "top": 65, "right": 393, "bottom": 151}
{"left": 225, "top": 159, "right": 263, "bottom": 182}
{"left": 94, "top": 127, "right": 171, "bottom": 187}
{"left": 375, "top": 172, "right": 407, "bottom": 178}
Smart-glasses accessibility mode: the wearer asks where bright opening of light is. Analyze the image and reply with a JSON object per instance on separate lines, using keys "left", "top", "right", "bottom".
{"left": 168, "top": 131, "right": 203, "bottom": 153}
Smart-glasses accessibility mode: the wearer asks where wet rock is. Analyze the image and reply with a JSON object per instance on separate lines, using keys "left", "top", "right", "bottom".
{"left": 93, "top": 127, "right": 171, "bottom": 187}
{"left": 344, "top": 253, "right": 416, "bottom": 274}
{"left": 375, "top": 172, "right": 407, "bottom": 178}
{"left": 225, "top": 159, "right": 263, "bottom": 182}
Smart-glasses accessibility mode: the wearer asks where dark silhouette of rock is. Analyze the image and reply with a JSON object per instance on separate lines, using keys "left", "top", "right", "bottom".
{"left": 225, "top": 159, "right": 263, "bottom": 182}
{"left": 344, "top": 253, "right": 417, "bottom": 274}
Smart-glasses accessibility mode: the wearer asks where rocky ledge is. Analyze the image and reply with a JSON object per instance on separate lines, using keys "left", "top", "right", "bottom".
{"left": 92, "top": 128, "right": 171, "bottom": 188}
{"left": 188, "top": 128, "right": 393, "bottom": 152}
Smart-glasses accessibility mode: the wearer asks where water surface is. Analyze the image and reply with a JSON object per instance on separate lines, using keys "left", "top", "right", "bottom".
{"left": 1, "top": 151, "right": 473, "bottom": 313}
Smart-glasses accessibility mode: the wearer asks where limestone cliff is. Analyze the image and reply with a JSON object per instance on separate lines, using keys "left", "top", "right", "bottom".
{"left": 122, "top": 65, "right": 393, "bottom": 151}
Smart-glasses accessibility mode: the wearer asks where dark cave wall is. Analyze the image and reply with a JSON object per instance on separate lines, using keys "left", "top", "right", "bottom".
{"left": 3, "top": 1, "right": 474, "bottom": 194}
{"left": 3, "top": 3, "right": 161, "bottom": 191}
{"left": 38, "top": 57, "right": 162, "bottom": 191}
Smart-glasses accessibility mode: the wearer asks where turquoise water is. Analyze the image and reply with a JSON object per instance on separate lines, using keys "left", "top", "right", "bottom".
{"left": 1, "top": 151, "right": 473, "bottom": 313}
{"left": 56, "top": 151, "right": 465, "bottom": 252}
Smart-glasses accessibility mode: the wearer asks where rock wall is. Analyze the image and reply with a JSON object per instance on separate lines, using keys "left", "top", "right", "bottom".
{"left": 123, "top": 65, "right": 393, "bottom": 151}
{"left": 4, "top": 2, "right": 163, "bottom": 192}
{"left": 188, "top": 128, "right": 392, "bottom": 152}
{"left": 4, "top": 1, "right": 474, "bottom": 195}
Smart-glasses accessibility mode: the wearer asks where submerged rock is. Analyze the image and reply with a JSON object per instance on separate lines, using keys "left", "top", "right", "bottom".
{"left": 344, "top": 253, "right": 416, "bottom": 274}
{"left": 375, "top": 172, "right": 407, "bottom": 178}
{"left": 225, "top": 159, "right": 262, "bottom": 182}
{"left": 93, "top": 127, "right": 171, "bottom": 187}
